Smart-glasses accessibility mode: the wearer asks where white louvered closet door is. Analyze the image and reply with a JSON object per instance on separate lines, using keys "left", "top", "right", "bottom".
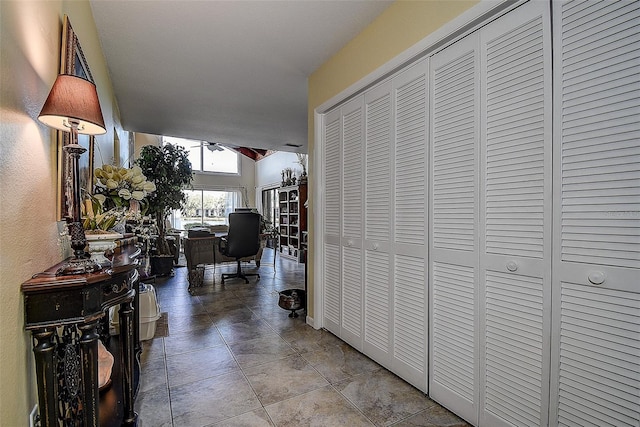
{"left": 323, "top": 107, "right": 343, "bottom": 336}
{"left": 392, "top": 60, "right": 429, "bottom": 392}
{"left": 430, "top": 34, "right": 480, "bottom": 425}
{"left": 341, "top": 96, "right": 365, "bottom": 350}
{"left": 479, "top": 2, "right": 552, "bottom": 426}
{"left": 364, "top": 81, "right": 394, "bottom": 365}
{"left": 550, "top": 1, "right": 640, "bottom": 426}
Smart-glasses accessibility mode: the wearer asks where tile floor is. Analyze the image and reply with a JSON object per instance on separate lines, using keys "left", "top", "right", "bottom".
{"left": 134, "top": 248, "right": 469, "bottom": 427}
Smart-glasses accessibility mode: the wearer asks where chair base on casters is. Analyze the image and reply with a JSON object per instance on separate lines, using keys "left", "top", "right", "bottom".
{"left": 221, "top": 260, "right": 260, "bottom": 284}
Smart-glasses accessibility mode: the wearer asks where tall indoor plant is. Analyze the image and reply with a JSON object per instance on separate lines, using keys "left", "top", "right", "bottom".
{"left": 135, "top": 144, "right": 193, "bottom": 272}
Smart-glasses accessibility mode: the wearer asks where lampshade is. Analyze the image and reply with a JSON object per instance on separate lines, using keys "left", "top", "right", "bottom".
{"left": 38, "top": 74, "right": 106, "bottom": 135}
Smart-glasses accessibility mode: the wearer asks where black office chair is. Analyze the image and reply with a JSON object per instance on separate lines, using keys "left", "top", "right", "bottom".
{"left": 219, "top": 212, "right": 261, "bottom": 284}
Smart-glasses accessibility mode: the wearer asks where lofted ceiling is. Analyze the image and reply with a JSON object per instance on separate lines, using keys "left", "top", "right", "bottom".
{"left": 90, "top": 0, "right": 393, "bottom": 154}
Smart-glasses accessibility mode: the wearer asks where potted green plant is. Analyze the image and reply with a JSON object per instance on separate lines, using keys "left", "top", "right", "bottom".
{"left": 135, "top": 144, "right": 193, "bottom": 275}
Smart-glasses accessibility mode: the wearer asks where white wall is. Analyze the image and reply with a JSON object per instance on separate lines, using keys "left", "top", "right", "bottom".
{"left": 255, "top": 151, "right": 303, "bottom": 209}
{"left": 256, "top": 151, "right": 302, "bottom": 187}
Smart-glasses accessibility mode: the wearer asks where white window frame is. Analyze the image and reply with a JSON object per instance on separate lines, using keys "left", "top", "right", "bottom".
{"left": 162, "top": 137, "right": 240, "bottom": 175}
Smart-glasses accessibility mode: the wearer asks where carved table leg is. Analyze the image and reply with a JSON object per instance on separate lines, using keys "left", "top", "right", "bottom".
{"left": 32, "top": 328, "right": 58, "bottom": 427}
{"left": 119, "top": 300, "right": 138, "bottom": 425}
{"left": 78, "top": 321, "right": 100, "bottom": 427}
{"left": 134, "top": 284, "right": 141, "bottom": 358}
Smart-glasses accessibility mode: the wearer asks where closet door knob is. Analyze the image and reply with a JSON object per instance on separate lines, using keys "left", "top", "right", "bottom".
{"left": 506, "top": 261, "right": 518, "bottom": 272}
{"left": 588, "top": 271, "right": 606, "bottom": 285}
{"left": 373, "top": 243, "right": 379, "bottom": 251}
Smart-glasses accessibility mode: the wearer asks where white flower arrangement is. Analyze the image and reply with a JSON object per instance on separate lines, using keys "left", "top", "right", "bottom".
{"left": 83, "top": 165, "right": 156, "bottom": 232}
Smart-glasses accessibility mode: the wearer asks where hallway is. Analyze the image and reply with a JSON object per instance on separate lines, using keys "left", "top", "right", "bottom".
{"left": 134, "top": 248, "right": 468, "bottom": 426}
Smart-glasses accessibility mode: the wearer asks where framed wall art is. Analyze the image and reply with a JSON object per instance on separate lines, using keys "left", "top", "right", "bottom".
{"left": 57, "top": 15, "right": 95, "bottom": 220}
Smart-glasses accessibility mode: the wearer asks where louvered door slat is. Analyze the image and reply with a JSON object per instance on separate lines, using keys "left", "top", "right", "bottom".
{"left": 323, "top": 243, "right": 341, "bottom": 334}
{"left": 365, "top": 250, "right": 390, "bottom": 352}
{"left": 324, "top": 116, "right": 341, "bottom": 237}
{"left": 339, "top": 97, "right": 364, "bottom": 350}
{"left": 366, "top": 92, "right": 392, "bottom": 241}
{"left": 342, "top": 246, "right": 362, "bottom": 346}
{"left": 432, "top": 261, "right": 475, "bottom": 403}
{"left": 393, "top": 254, "right": 427, "bottom": 388}
{"left": 361, "top": 83, "right": 393, "bottom": 365}
{"left": 559, "top": 0, "right": 640, "bottom": 269}
{"left": 395, "top": 71, "right": 427, "bottom": 247}
{"left": 485, "top": 15, "right": 546, "bottom": 260}
{"left": 552, "top": 2, "right": 640, "bottom": 426}
{"left": 558, "top": 283, "right": 640, "bottom": 427}
{"left": 485, "top": 272, "right": 544, "bottom": 427}
{"left": 343, "top": 107, "right": 363, "bottom": 240}
{"left": 480, "top": 3, "right": 552, "bottom": 427}
{"left": 433, "top": 47, "right": 477, "bottom": 252}
{"left": 430, "top": 24, "right": 480, "bottom": 426}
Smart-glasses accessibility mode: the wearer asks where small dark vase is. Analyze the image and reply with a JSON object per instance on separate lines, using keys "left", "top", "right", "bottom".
{"left": 278, "top": 289, "right": 306, "bottom": 318}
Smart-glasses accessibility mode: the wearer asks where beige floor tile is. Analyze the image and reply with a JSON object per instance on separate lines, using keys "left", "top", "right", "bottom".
{"left": 209, "top": 306, "right": 260, "bottom": 326}
{"left": 197, "top": 289, "right": 242, "bottom": 305}
{"left": 139, "top": 358, "right": 168, "bottom": 393}
{"left": 244, "top": 355, "right": 329, "bottom": 406}
{"left": 166, "top": 345, "right": 239, "bottom": 388}
{"left": 206, "top": 408, "right": 274, "bottom": 427}
{"left": 167, "top": 312, "right": 214, "bottom": 333}
{"left": 264, "top": 386, "right": 374, "bottom": 426}
{"left": 277, "top": 325, "right": 342, "bottom": 354}
{"left": 139, "top": 337, "right": 165, "bottom": 364}
{"left": 200, "top": 296, "right": 248, "bottom": 313}
{"left": 302, "top": 342, "right": 380, "bottom": 384}
{"left": 170, "top": 371, "right": 262, "bottom": 427}
{"left": 260, "top": 310, "right": 309, "bottom": 334}
{"left": 216, "top": 318, "right": 277, "bottom": 344}
{"left": 334, "top": 368, "right": 434, "bottom": 426}
{"left": 163, "top": 326, "right": 225, "bottom": 356}
{"left": 163, "top": 301, "right": 207, "bottom": 318}
{"left": 390, "top": 404, "right": 470, "bottom": 427}
{"left": 228, "top": 335, "right": 296, "bottom": 368}
{"left": 135, "top": 384, "right": 173, "bottom": 427}
{"left": 136, "top": 250, "right": 468, "bottom": 427}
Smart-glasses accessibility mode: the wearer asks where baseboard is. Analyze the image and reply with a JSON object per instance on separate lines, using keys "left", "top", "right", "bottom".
{"left": 305, "top": 315, "right": 320, "bottom": 330}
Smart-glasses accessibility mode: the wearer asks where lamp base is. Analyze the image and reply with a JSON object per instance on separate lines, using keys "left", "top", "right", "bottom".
{"left": 57, "top": 256, "right": 102, "bottom": 276}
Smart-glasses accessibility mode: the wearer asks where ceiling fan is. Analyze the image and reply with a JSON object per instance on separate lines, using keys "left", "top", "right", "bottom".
{"left": 190, "top": 141, "right": 225, "bottom": 152}
{"left": 205, "top": 141, "right": 225, "bottom": 152}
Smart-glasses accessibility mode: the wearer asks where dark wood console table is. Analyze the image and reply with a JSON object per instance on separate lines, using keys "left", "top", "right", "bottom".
{"left": 22, "top": 245, "right": 142, "bottom": 427}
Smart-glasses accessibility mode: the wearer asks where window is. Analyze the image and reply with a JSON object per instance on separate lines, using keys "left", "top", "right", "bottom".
{"left": 171, "top": 189, "right": 241, "bottom": 229}
{"left": 163, "top": 136, "right": 239, "bottom": 174}
{"left": 261, "top": 188, "right": 279, "bottom": 228}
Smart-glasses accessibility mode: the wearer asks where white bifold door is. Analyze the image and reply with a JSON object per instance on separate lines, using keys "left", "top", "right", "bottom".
{"left": 550, "top": 1, "right": 640, "bottom": 426}
{"left": 322, "top": 60, "right": 429, "bottom": 392}
{"left": 321, "top": 0, "right": 639, "bottom": 425}
{"left": 429, "top": 1, "right": 552, "bottom": 426}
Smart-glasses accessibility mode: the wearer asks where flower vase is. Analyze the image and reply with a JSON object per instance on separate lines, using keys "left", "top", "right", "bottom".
{"left": 85, "top": 232, "right": 123, "bottom": 266}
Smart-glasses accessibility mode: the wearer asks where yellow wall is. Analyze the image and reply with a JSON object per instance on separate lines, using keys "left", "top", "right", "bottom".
{"left": 306, "top": 0, "right": 478, "bottom": 318}
{"left": 0, "top": 1, "right": 122, "bottom": 422}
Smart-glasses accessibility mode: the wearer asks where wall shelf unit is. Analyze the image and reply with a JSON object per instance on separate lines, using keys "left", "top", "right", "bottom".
{"left": 278, "top": 183, "right": 307, "bottom": 262}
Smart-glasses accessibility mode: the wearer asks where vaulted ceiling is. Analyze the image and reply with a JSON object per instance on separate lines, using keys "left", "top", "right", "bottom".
{"left": 90, "top": 1, "right": 393, "bottom": 154}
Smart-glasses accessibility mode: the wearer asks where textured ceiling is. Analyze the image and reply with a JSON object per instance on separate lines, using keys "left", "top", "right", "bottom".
{"left": 90, "top": 0, "right": 393, "bottom": 153}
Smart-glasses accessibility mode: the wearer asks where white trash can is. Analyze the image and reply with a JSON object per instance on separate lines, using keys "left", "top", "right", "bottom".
{"left": 110, "top": 283, "right": 161, "bottom": 341}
